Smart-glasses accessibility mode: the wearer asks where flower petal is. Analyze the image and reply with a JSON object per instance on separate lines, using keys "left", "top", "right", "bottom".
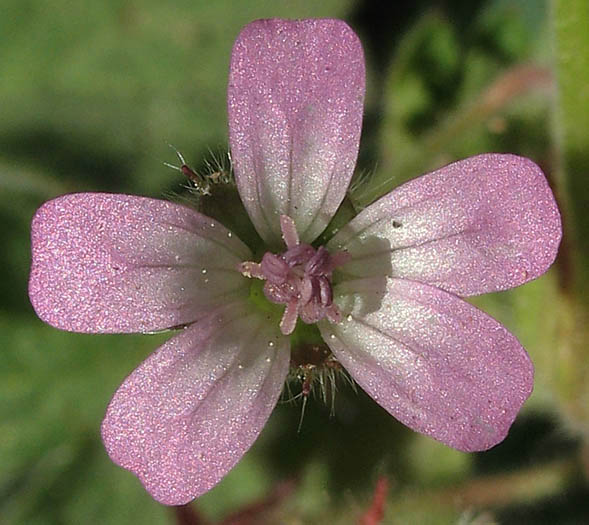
{"left": 330, "top": 154, "right": 561, "bottom": 295}
{"left": 29, "top": 193, "right": 251, "bottom": 333}
{"left": 101, "top": 302, "right": 290, "bottom": 505}
{"left": 320, "top": 277, "right": 533, "bottom": 452}
{"left": 228, "top": 18, "right": 365, "bottom": 246}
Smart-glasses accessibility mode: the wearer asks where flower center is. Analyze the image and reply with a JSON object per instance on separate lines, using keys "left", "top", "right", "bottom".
{"left": 239, "top": 215, "right": 349, "bottom": 335}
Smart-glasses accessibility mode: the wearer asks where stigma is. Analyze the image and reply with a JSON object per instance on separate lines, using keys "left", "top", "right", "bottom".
{"left": 239, "top": 215, "right": 350, "bottom": 335}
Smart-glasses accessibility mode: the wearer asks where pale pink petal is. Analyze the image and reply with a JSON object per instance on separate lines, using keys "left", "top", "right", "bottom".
{"left": 319, "top": 277, "right": 533, "bottom": 452}
{"left": 101, "top": 302, "right": 290, "bottom": 505}
{"left": 329, "top": 154, "right": 562, "bottom": 296}
{"left": 29, "top": 193, "right": 251, "bottom": 333}
{"left": 228, "top": 19, "right": 365, "bottom": 246}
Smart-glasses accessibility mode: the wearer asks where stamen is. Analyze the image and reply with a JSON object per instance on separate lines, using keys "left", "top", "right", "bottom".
{"left": 318, "top": 276, "right": 332, "bottom": 306}
{"left": 280, "top": 300, "right": 299, "bottom": 335}
{"left": 238, "top": 261, "right": 265, "bottom": 279}
{"left": 280, "top": 215, "right": 299, "bottom": 248}
{"left": 306, "top": 246, "right": 330, "bottom": 275}
{"left": 300, "top": 275, "right": 314, "bottom": 304}
{"left": 284, "top": 244, "right": 315, "bottom": 267}
{"left": 325, "top": 304, "right": 342, "bottom": 324}
{"left": 240, "top": 215, "right": 349, "bottom": 335}
{"left": 260, "top": 253, "right": 290, "bottom": 283}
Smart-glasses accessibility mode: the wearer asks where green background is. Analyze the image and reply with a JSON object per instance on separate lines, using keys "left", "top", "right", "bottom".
{"left": 2, "top": 0, "right": 588, "bottom": 523}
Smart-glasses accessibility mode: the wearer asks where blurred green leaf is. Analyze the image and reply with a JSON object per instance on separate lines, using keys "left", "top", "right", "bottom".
{"left": 352, "top": 4, "right": 551, "bottom": 208}
{"left": 553, "top": 0, "right": 589, "bottom": 291}
{"left": 0, "top": 0, "right": 354, "bottom": 197}
{"left": 550, "top": 0, "right": 589, "bottom": 438}
{"left": 0, "top": 316, "right": 170, "bottom": 523}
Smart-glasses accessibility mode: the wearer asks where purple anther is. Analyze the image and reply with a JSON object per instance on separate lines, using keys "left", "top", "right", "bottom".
{"left": 260, "top": 253, "right": 290, "bottom": 284}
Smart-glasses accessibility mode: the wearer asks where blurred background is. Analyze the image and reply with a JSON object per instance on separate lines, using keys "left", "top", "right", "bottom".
{"left": 2, "top": 0, "right": 588, "bottom": 523}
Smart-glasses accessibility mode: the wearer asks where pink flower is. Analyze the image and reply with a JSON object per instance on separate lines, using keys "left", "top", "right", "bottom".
{"left": 28, "top": 19, "right": 561, "bottom": 505}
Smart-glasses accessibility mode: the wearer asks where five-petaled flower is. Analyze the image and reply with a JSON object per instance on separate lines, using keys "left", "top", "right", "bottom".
{"left": 29, "top": 19, "right": 561, "bottom": 505}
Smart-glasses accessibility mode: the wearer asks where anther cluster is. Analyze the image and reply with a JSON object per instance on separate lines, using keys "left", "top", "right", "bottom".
{"left": 239, "top": 215, "right": 349, "bottom": 335}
